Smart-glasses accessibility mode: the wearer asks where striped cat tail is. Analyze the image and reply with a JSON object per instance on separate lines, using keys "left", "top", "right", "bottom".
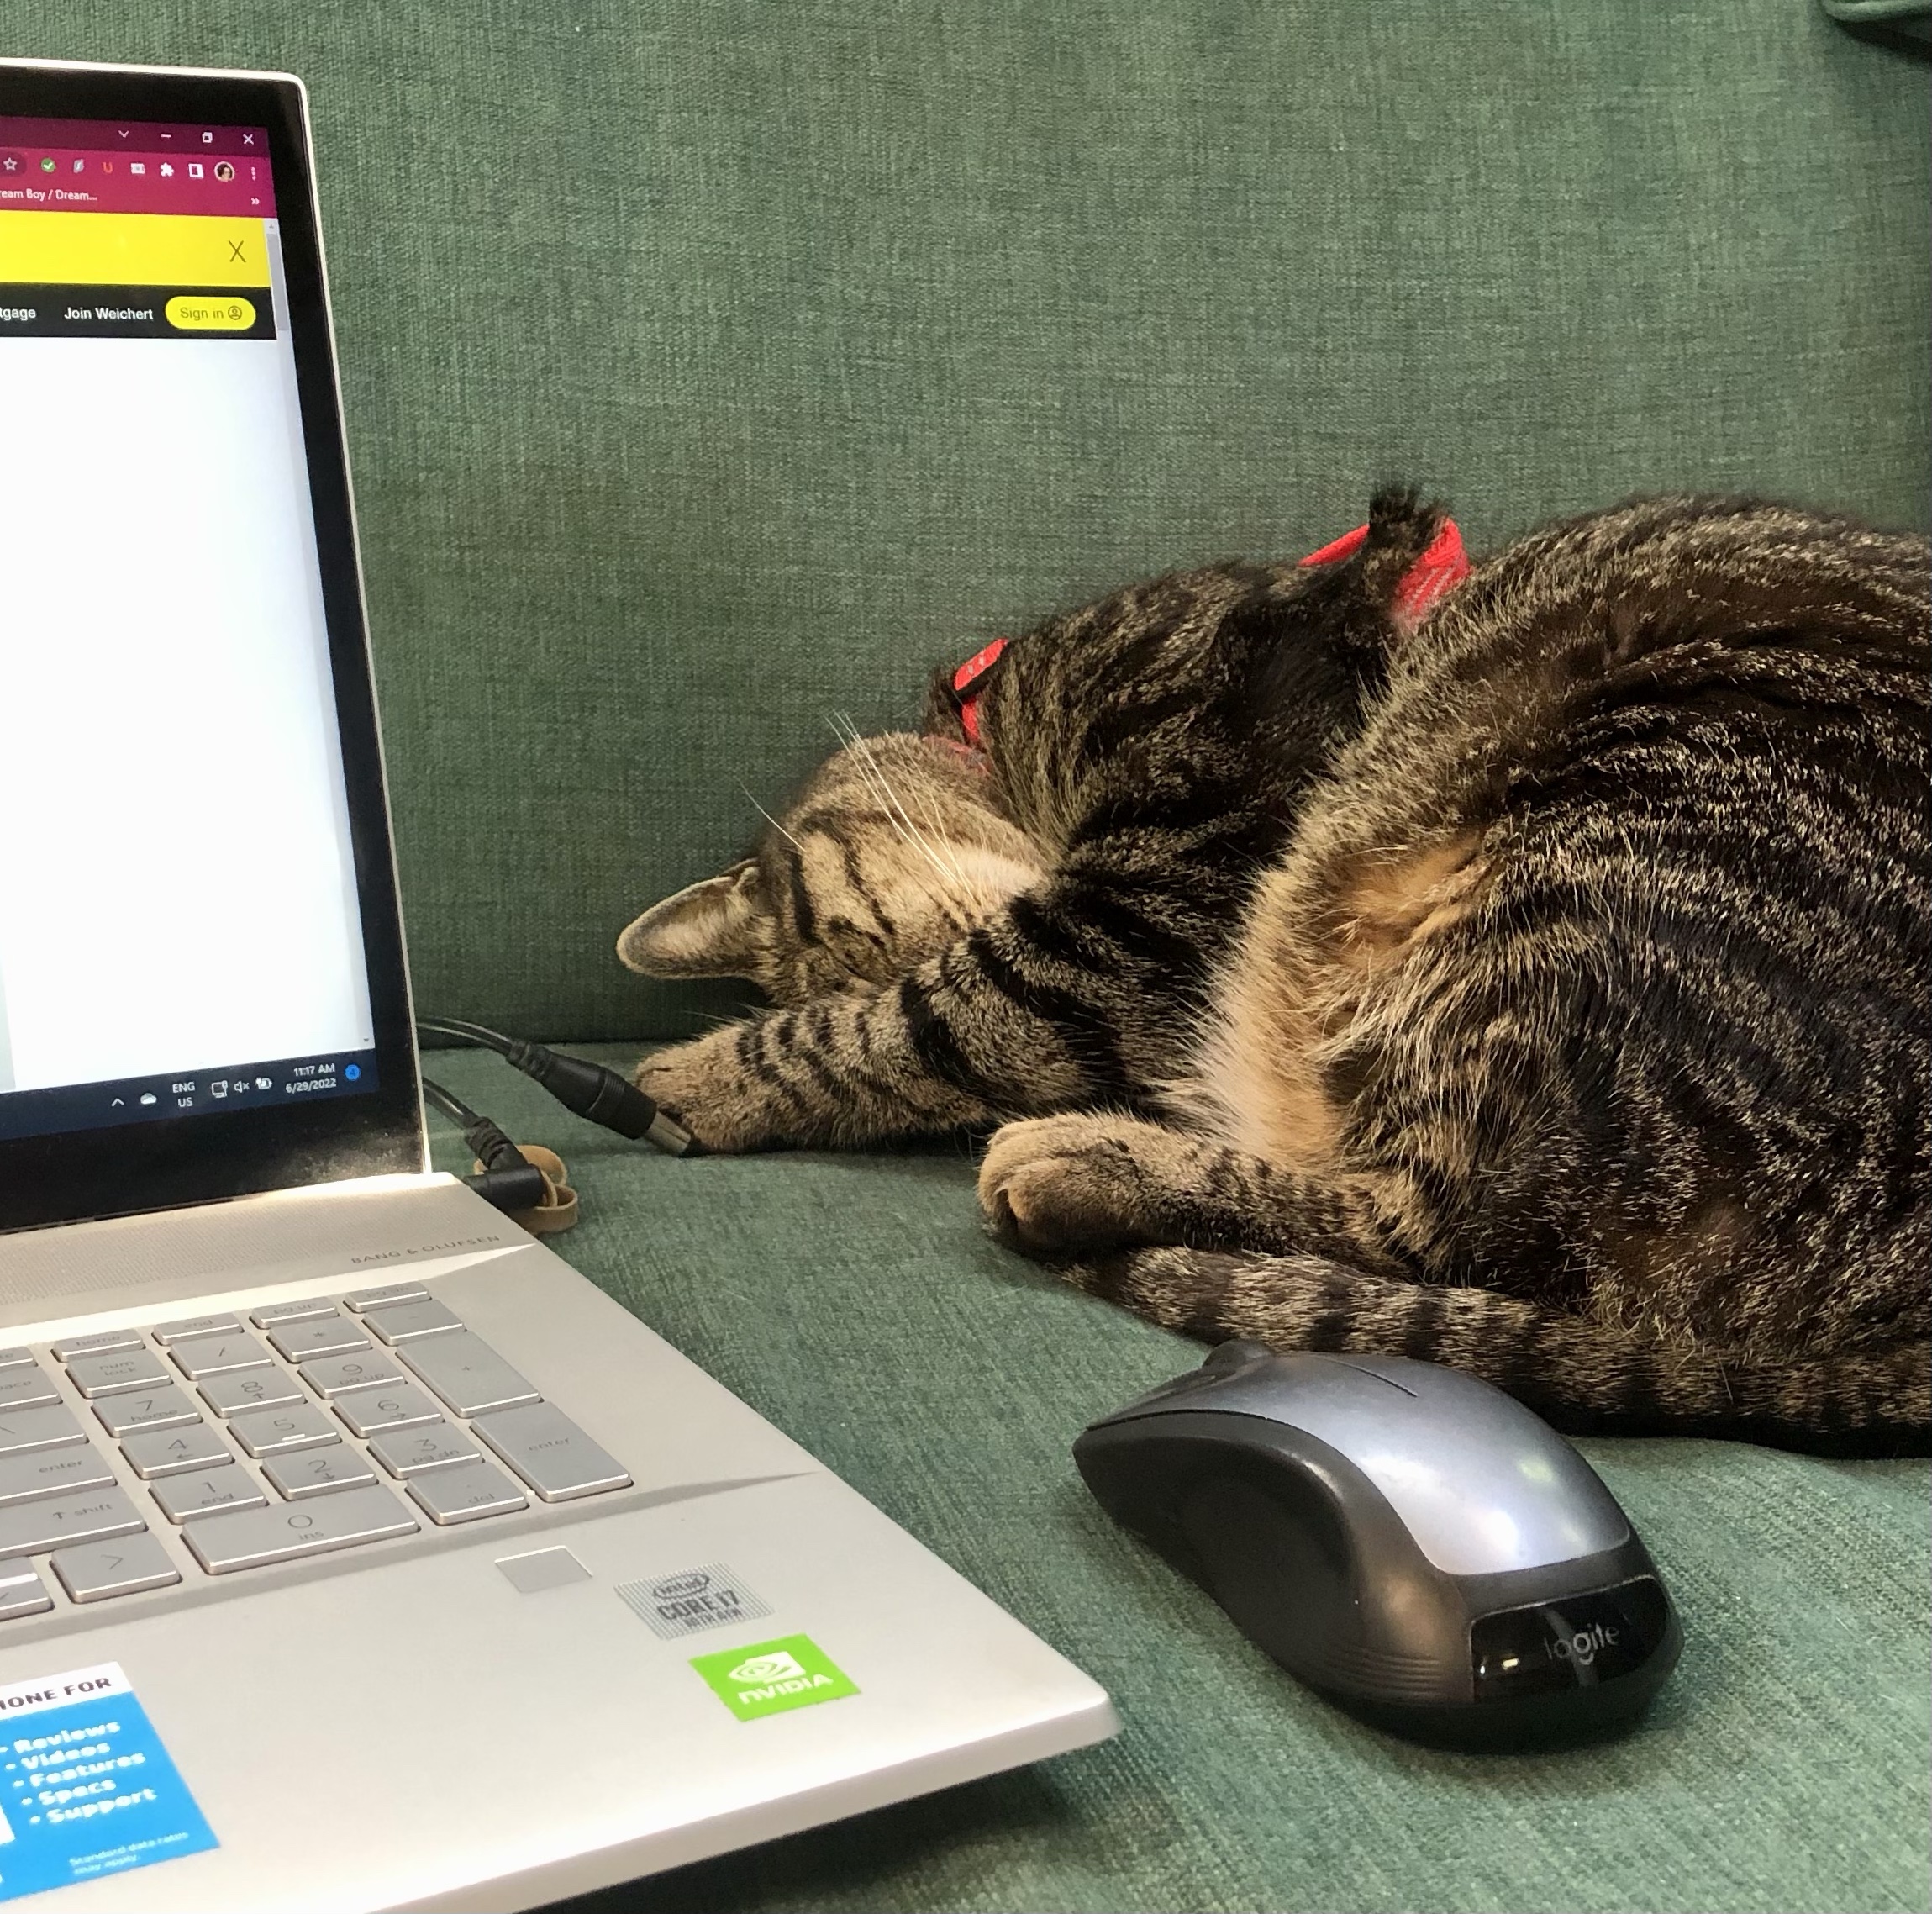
{"left": 1070, "top": 1247, "right": 1931, "bottom": 1459}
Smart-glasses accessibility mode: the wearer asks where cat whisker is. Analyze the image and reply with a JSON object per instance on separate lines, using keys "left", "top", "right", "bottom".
{"left": 830, "top": 712, "right": 971, "bottom": 889}
{"left": 740, "top": 783, "right": 804, "bottom": 853}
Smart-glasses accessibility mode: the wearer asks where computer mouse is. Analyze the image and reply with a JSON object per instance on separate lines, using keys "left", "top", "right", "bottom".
{"left": 1074, "top": 1341, "right": 1681, "bottom": 1748}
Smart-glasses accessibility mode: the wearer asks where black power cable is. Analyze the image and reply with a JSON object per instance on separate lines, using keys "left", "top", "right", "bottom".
{"left": 419, "top": 1076, "right": 552, "bottom": 1213}
{"left": 417, "top": 1017, "right": 697, "bottom": 1155}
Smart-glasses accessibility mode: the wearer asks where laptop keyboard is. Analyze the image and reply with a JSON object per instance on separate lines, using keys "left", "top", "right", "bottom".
{"left": 0, "top": 1283, "right": 633, "bottom": 1618}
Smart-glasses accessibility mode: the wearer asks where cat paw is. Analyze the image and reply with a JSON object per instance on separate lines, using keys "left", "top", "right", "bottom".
{"left": 977, "top": 1113, "right": 1182, "bottom": 1258}
{"left": 634, "top": 1027, "right": 789, "bottom": 1154}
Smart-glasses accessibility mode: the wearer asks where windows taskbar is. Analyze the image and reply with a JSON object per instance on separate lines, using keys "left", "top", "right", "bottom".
{"left": 0, "top": 1048, "right": 378, "bottom": 1142}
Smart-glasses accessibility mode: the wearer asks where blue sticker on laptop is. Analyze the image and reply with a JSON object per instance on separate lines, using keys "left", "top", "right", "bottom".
{"left": 0, "top": 1662, "right": 216, "bottom": 1901}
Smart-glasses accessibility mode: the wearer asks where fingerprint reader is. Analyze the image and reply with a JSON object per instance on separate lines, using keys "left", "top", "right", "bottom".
{"left": 165, "top": 293, "right": 255, "bottom": 331}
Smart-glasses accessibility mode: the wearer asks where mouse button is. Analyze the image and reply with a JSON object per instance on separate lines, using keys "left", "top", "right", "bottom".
{"left": 1084, "top": 1359, "right": 1242, "bottom": 1427}
{"left": 1347, "top": 1425, "right": 1631, "bottom": 1579}
{"left": 1113, "top": 1352, "right": 1407, "bottom": 1432}
{"left": 1314, "top": 1353, "right": 1421, "bottom": 1395}
{"left": 1306, "top": 1370, "right": 1634, "bottom": 1577}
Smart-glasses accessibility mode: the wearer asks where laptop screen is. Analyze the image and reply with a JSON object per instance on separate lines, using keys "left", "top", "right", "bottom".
{"left": 0, "top": 116, "right": 379, "bottom": 1146}
{"left": 0, "top": 69, "right": 422, "bottom": 1231}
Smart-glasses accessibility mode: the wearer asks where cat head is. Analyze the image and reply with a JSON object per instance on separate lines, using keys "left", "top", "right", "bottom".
{"left": 618, "top": 730, "right": 1045, "bottom": 1004}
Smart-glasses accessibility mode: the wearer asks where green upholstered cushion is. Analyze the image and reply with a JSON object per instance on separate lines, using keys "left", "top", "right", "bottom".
{"left": 424, "top": 1048, "right": 1931, "bottom": 1914}
{"left": 13, "top": 0, "right": 1929, "bottom": 1042}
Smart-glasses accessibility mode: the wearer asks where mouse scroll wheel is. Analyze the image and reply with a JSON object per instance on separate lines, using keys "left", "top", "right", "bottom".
{"left": 1201, "top": 1340, "right": 1274, "bottom": 1377}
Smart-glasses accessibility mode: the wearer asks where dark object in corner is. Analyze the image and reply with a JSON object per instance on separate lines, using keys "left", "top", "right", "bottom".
{"left": 1076, "top": 1339, "right": 1682, "bottom": 1749}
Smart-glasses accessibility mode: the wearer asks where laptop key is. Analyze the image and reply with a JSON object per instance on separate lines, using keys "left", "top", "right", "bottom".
{"left": 65, "top": 1348, "right": 172, "bottom": 1397}
{"left": 262, "top": 1447, "right": 377, "bottom": 1500}
{"left": 249, "top": 1296, "right": 339, "bottom": 1329}
{"left": 472, "top": 1403, "right": 632, "bottom": 1503}
{"left": 266, "top": 1316, "right": 369, "bottom": 1363}
{"left": 0, "top": 1372, "right": 61, "bottom": 1414}
{"left": 94, "top": 1386, "right": 203, "bottom": 1436}
{"left": 184, "top": 1484, "right": 417, "bottom": 1572}
{"left": 120, "top": 1424, "right": 233, "bottom": 1479}
{"left": 151, "top": 1312, "right": 243, "bottom": 1346}
{"left": 51, "top": 1532, "right": 182, "bottom": 1604}
{"left": 229, "top": 1404, "right": 340, "bottom": 1458}
{"left": 0, "top": 1349, "right": 35, "bottom": 1371}
{"left": 0, "top": 1405, "right": 89, "bottom": 1456}
{"left": 363, "top": 1299, "right": 464, "bottom": 1344}
{"left": 150, "top": 1468, "right": 271, "bottom": 1524}
{"left": 0, "top": 1487, "right": 145, "bottom": 1557}
{"left": 367, "top": 1421, "right": 480, "bottom": 1478}
{"left": 397, "top": 1332, "right": 540, "bottom": 1416}
{"left": 50, "top": 1330, "right": 144, "bottom": 1360}
{"left": 200, "top": 1368, "right": 306, "bottom": 1416}
{"left": 341, "top": 1281, "right": 430, "bottom": 1313}
{"left": 170, "top": 1331, "right": 273, "bottom": 1379}
{"left": 407, "top": 1460, "right": 528, "bottom": 1526}
{"left": 300, "top": 1352, "right": 403, "bottom": 1398}
{"left": 334, "top": 1383, "right": 441, "bottom": 1438}
{"left": 0, "top": 1564, "right": 53, "bottom": 1619}
{"left": 0, "top": 1445, "right": 117, "bottom": 1506}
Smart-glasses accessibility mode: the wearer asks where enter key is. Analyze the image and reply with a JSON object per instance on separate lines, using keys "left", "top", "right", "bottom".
{"left": 471, "top": 1403, "right": 631, "bottom": 1503}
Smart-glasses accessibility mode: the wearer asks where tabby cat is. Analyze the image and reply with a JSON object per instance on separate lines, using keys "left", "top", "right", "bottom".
{"left": 619, "top": 491, "right": 1930, "bottom": 1456}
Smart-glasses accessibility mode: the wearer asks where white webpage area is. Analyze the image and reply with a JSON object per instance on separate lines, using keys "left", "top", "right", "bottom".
{"left": 0, "top": 242, "right": 374, "bottom": 1095}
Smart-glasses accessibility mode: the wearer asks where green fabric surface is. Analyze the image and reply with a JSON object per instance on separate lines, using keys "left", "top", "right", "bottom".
{"left": 423, "top": 1047, "right": 1932, "bottom": 1914}
{"left": 11, "top": 2, "right": 1930, "bottom": 1041}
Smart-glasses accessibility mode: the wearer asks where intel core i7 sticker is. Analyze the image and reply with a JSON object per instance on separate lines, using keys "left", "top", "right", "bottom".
{"left": 0, "top": 1662, "right": 216, "bottom": 1901}
{"left": 617, "top": 1561, "right": 773, "bottom": 1641}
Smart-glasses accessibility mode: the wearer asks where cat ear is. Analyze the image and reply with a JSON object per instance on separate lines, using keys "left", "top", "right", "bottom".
{"left": 1359, "top": 484, "right": 1446, "bottom": 580}
{"left": 617, "top": 861, "right": 766, "bottom": 978}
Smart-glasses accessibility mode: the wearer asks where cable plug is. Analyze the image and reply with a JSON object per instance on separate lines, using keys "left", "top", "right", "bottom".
{"left": 474, "top": 1143, "right": 578, "bottom": 1235}
{"left": 501, "top": 1039, "right": 698, "bottom": 1154}
{"left": 417, "top": 1020, "right": 698, "bottom": 1155}
{"left": 461, "top": 1111, "right": 551, "bottom": 1214}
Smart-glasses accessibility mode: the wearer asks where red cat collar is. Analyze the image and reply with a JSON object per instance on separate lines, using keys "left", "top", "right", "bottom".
{"left": 1298, "top": 515, "right": 1470, "bottom": 628}
{"left": 951, "top": 636, "right": 1008, "bottom": 746}
{"left": 951, "top": 516, "right": 1469, "bottom": 744}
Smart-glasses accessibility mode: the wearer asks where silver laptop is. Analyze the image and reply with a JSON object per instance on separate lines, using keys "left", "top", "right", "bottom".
{"left": 0, "top": 58, "right": 1113, "bottom": 1911}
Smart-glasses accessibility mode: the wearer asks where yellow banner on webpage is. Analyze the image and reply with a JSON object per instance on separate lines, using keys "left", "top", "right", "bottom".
{"left": 0, "top": 211, "right": 269, "bottom": 287}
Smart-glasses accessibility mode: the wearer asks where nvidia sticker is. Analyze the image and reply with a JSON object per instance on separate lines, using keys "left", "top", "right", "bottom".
{"left": 690, "top": 1635, "right": 858, "bottom": 1721}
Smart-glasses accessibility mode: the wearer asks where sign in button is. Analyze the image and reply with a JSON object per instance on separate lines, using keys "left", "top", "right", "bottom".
{"left": 165, "top": 293, "right": 255, "bottom": 331}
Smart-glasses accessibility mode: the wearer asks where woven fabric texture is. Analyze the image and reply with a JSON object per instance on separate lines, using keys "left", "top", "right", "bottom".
{"left": 12, "top": 0, "right": 1930, "bottom": 1041}
{"left": 424, "top": 1049, "right": 1931, "bottom": 1914}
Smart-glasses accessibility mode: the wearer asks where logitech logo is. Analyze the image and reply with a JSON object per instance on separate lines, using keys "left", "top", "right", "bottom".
{"left": 1547, "top": 1621, "right": 1619, "bottom": 1666}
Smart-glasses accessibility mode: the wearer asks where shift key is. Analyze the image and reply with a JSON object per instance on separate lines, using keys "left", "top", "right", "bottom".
{"left": 397, "top": 1333, "right": 540, "bottom": 1417}
{"left": 0, "top": 1486, "right": 145, "bottom": 1558}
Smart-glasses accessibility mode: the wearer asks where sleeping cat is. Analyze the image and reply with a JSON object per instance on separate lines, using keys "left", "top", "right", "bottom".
{"left": 619, "top": 490, "right": 1930, "bottom": 1456}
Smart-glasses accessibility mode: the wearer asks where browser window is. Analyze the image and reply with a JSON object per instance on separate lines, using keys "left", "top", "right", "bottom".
{"left": 0, "top": 118, "right": 378, "bottom": 1142}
